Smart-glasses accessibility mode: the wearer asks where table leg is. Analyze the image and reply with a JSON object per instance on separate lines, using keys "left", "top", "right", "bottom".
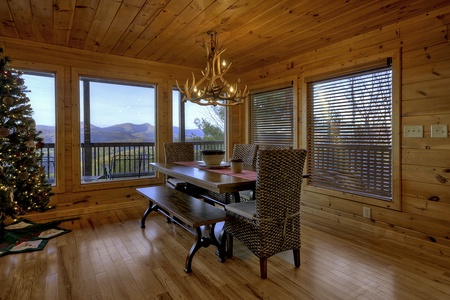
{"left": 210, "top": 223, "right": 227, "bottom": 262}
{"left": 225, "top": 232, "right": 233, "bottom": 258}
{"left": 232, "top": 192, "right": 241, "bottom": 203}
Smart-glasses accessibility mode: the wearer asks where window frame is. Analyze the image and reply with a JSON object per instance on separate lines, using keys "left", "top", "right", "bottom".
{"left": 248, "top": 78, "right": 298, "bottom": 148}
{"left": 12, "top": 61, "right": 65, "bottom": 194}
{"left": 171, "top": 88, "right": 227, "bottom": 160}
{"left": 302, "top": 52, "right": 401, "bottom": 210}
{"left": 72, "top": 68, "right": 162, "bottom": 192}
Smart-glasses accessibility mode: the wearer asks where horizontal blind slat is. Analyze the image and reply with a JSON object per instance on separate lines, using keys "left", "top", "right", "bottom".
{"left": 307, "top": 67, "right": 393, "bottom": 201}
{"left": 250, "top": 87, "right": 294, "bottom": 145}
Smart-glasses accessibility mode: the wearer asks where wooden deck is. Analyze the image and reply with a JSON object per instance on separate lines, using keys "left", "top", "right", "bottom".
{"left": 0, "top": 204, "right": 448, "bottom": 300}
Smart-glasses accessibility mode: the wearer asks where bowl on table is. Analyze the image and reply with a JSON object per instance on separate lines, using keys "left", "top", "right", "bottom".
{"left": 201, "top": 150, "right": 225, "bottom": 167}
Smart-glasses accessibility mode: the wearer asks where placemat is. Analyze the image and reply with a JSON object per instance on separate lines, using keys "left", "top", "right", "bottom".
{"left": 174, "top": 161, "right": 257, "bottom": 181}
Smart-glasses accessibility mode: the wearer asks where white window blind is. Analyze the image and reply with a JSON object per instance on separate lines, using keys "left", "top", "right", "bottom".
{"left": 307, "top": 65, "right": 393, "bottom": 201}
{"left": 250, "top": 87, "right": 294, "bottom": 146}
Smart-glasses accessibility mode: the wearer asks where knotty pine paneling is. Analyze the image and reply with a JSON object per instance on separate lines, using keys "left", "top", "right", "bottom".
{"left": 403, "top": 43, "right": 450, "bottom": 68}
{"left": 244, "top": 5, "right": 450, "bottom": 253}
{"left": 0, "top": 37, "right": 197, "bottom": 222}
{"left": 403, "top": 77, "right": 450, "bottom": 100}
{"left": 402, "top": 97, "right": 450, "bottom": 116}
{"left": 402, "top": 59, "right": 450, "bottom": 84}
{"left": 402, "top": 164, "right": 450, "bottom": 185}
{"left": 0, "top": 3, "right": 448, "bottom": 255}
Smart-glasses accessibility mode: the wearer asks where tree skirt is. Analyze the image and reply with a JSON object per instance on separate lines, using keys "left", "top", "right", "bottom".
{"left": 0, "top": 218, "right": 74, "bottom": 257}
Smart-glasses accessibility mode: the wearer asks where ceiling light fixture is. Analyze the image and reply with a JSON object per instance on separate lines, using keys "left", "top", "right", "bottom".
{"left": 176, "top": 30, "right": 248, "bottom": 106}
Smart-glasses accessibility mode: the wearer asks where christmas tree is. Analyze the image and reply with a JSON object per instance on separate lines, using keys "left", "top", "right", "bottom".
{"left": 0, "top": 48, "right": 53, "bottom": 231}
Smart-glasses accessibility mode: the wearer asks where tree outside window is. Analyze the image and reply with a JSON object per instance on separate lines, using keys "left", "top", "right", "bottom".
{"left": 172, "top": 90, "right": 225, "bottom": 159}
{"left": 307, "top": 64, "right": 393, "bottom": 201}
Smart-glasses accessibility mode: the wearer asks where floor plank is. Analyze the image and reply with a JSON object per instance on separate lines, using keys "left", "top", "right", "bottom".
{"left": 0, "top": 205, "right": 449, "bottom": 300}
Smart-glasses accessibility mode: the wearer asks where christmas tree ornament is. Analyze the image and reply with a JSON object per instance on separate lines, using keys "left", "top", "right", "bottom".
{"left": 18, "top": 172, "right": 29, "bottom": 180}
{"left": 0, "top": 127, "right": 9, "bottom": 138}
{"left": 3, "top": 96, "right": 14, "bottom": 105}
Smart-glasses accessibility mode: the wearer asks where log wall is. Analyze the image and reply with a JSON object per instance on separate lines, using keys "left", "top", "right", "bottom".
{"left": 0, "top": 4, "right": 449, "bottom": 254}
{"left": 0, "top": 37, "right": 217, "bottom": 221}
{"left": 241, "top": 5, "right": 450, "bottom": 254}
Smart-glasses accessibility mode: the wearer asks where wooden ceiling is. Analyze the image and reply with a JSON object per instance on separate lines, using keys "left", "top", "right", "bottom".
{"left": 0, "top": 0, "right": 448, "bottom": 74}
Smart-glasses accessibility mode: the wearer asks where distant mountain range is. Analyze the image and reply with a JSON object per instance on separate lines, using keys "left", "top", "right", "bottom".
{"left": 36, "top": 123, "right": 204, "bottom": 143}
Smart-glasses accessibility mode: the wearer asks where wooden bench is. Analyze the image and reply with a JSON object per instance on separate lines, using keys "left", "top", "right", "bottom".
{"left": 136, "top": 186, "right": 233, "bottom": 273}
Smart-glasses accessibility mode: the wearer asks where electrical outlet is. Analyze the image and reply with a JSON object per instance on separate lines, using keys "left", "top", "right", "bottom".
{"left": 363, "top": 207, "right": 371, "bottom": 219}
{"left": 431, "top": 124, "right": 448, "bottom": 138}
{"left": 404, "top": 125, "right": 423, "bottom": 138}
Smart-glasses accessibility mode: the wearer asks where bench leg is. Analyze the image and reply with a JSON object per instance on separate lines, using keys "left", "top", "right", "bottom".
{"left": 184, "top": 224, "right": 227, "bottom": 273}
{"left": 185, "top": 227, "right": 204, "bottom": 273}
{"left": 140, "top": 202, "right": 158, "bottom": 228}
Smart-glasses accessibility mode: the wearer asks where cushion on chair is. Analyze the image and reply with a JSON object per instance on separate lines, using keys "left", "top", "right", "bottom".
{"left": 225, "top": 201, "right": 256, "bottom": 219}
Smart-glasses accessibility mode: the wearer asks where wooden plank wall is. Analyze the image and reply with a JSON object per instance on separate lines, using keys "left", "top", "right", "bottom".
{"left": 242, "top": 5, "right": 450, "bottom": 255}
{"left": 0, "top": 37, "right": 202, "bottom": 222}
{"left": 0, "top": 4, "right": 448, "bottom": 255}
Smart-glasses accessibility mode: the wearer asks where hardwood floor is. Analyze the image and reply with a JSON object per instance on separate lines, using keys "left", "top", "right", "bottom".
{"left": 1, "top": 204, "right": 449, "bottom": 300}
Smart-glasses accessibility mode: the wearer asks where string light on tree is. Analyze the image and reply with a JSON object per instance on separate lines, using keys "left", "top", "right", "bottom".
{"left": 0, "top": 47, "right": 54, "bottom": 237}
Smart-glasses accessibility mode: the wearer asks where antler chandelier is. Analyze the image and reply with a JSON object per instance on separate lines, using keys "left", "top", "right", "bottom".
{"left": 176, "top": 30, "right": 248, "bottom": 106}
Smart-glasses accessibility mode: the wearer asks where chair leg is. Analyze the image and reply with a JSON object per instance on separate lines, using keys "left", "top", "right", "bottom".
{"left": 259, "top": 258, "right": 267, "bottom": 279}
{"left": 293, "top": 248, "right": 301, "bottom": 267}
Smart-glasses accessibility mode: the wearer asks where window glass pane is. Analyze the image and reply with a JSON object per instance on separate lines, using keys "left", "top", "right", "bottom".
{"left": 172, "top": 90, "right": 180, "bottom": 142}
{"left": 307, "top": 66, "right": 393, "bottom": 201}
{"left": 250, "top": 87, "right": 294, "bottom": 146}
{"left": 172, "top": 90, "right": 225, "bottom": 160}
{"left": 22, "top": 71, "right": 56, "bottom": 185}
{"left": 80, "top": 78, "right": 156, "bottom": 183}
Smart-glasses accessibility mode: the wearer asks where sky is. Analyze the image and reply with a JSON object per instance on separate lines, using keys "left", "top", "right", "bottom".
{"left": 22, "top": 74, "right": 210, "bottom": 129}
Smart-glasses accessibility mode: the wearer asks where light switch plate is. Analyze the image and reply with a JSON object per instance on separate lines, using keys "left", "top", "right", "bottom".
{"left": 404, "top": 125, "right": 423, "bottom": 138}
{"left": 431, "top": 124, "right": 448, "bottom": 138}
{"left": 363, "top": 207, "right": 371, "bottom": 219}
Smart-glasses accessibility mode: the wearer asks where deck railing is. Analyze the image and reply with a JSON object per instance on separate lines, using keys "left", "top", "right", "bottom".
{"left": 39, "top": 141, "right": 225, "bottom": 183}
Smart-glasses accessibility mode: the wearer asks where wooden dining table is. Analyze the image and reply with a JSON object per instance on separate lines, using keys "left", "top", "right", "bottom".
{"left": 150, "top": 162, "right": 257, "bottom": 203}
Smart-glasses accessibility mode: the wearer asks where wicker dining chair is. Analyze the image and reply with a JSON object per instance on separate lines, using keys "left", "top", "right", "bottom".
{"left": 232, "top": 144, "right": 259, "bottom": 167}
{"left": 257, "top": 144, "right": 293, "bottom": 151}
{"left": 224, "top": 149, "right": 307, "bottom": 279}
{"left": 164, "top": 142, "right": 194, "bottom": 191}
{"left": 200, "top": 144, "right": 259, "bottom": 205}
{"left": 232, "top": 144, "right": 259, "bottom": 201}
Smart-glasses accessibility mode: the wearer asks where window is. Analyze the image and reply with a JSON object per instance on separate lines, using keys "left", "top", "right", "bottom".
{"left": 172, "top": 90, "right": 225, "bottom": 159}
{"left": 306, "top": 61, "right": 393, "bottom": 201}
{"left": 80, "top": 77, "right": 156, "bottom": 183}
{"left": 22, "top": 71, "right": 57, "bottom": 185}
{"left": 250, "top": 86, "right": 294, "bottom": 146}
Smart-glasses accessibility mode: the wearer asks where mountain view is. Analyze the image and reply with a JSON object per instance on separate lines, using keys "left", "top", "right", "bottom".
{"left": 36, "top": 123, "right": 204, "bottom": 143}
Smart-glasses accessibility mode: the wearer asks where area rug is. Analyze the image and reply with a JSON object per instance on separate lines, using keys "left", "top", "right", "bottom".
{"left": 0, "top": 218, "right": 76, "bottom": 257}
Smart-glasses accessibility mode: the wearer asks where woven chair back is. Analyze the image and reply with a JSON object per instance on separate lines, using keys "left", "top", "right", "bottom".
{"left": 232, "top": 144, "right": 259, "bottom": 167}
{"left": 257, "top": 144, "right": 293, "bottom": 151}
{"left": 255, "top": 149, "right": 307, "bottom": 220}
{"left": 164, "top": 143, "right": 194, "bottom": 163}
